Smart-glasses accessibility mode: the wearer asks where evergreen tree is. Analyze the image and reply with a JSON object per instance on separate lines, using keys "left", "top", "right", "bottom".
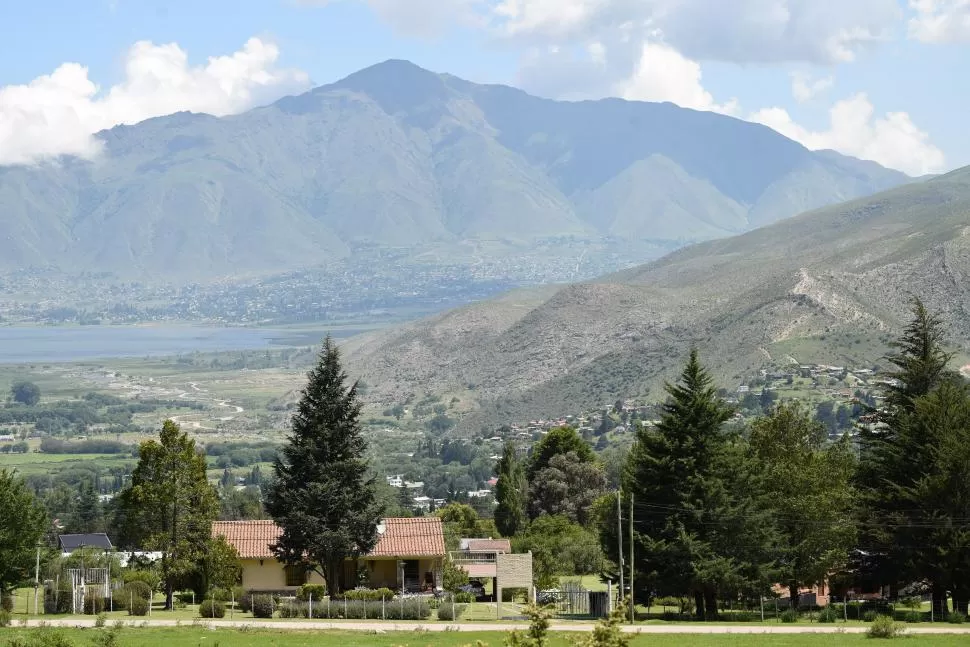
{"left": 858, "top": 298, "right": 955, "bottom": 615}
{"left": 749, "top": 402, "right": 856, "bottom": 608}
{"left": 494, "top": 442, "right": 527, "bottom": 537}
{"left": 0, "top": 469, "right": 48, "bottom": 598}
{"left": 264, "top": 336, "right": 384, "bottom": 593}
{"left": 118, "top": 420, "right": 218, "bottom": 609}
{"left": 624, "top": 350, "right": 772, "bottom": 619}
{"left": 72, "top": 480, "right": 103, "bottom": 534}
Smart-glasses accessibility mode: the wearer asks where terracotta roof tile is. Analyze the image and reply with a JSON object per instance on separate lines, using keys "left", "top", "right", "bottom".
{"left": 212, "top": 517, "right": 445, "bottom": 560}
{"left": 464, "top": 538, "right": 511, "bottom": 553}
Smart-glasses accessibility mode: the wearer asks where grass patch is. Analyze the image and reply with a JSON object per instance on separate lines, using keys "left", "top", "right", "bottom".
{"left": 0, "top": 627, "right": 969, "bottom": 646}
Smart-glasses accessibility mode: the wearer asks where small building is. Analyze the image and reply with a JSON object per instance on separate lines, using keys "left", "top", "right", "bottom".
{"left": 213, "top": 517, "right": 446, "bottom": 594}
{"left": 58, "top": 533, "right": 113, "bottom": 554}
{"left": 451, "top": 537, "right": 533, "bottom": 617}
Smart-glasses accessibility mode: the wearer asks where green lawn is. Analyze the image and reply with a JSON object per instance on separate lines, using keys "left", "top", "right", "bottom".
{"left": 0, "top": 627, "right": 966, "bottom": 647}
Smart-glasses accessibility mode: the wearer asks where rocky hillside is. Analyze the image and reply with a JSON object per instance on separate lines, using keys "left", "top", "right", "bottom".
{"left": 344, "top": 166, "right": 970, "bottom": 432}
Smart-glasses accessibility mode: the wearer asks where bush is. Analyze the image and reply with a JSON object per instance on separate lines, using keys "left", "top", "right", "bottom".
{"left": 199, "top": 599, "right": 226, "bottom": 619}
{"left": 297, "top": 584, "right": 326, "bottom": 601}
{"left": 905, "top": 611, "right": 922, "bottom": 623}
{"left": 128, "top": 596, "right": 149, "bottom": 617}
{"left": 732, "top": 611, "right": 755, "bottom": 622}
{"left": 83, "top": 595, "right": 106, "bottom": 615}
{"left": 206, "top": 588, "right": 231, "bottom": 602}
{"left": 237, "top": 592, "right": 253, "bottom": 613}
{"left": 780, "top": 609, "right": 799, "bottom": 623}
{"left": 817, "top": 607, "right": 840, "bottom": 623}
{"left": 867, "top": 615, "right": 905, "bottom": 639}
{"left": 862, "top": 610, "right": 879, "bottom": 622}
{"left": 454, "top": 592, "right": 475, "bottom": 604}
{"left": 338, "top": 588, "right": 394, "bottom": 602}
{"left": 174, "top": 591, "right": 195, "bottom": 605}
{"left": 250, "top": 594, "right": 275, "bottom": 619}
{"left": 124, "top": 581, "right": 152, "bottom": 601}
{"left": 946, "top": 612, "right": 967, "bottom": 624}
{"left": 94, "top": 614, "right": 107, "bottom": 628}
{"left": 438, "top": 603, "right": 466, "bottom": 621}
{"left": 0, "top": 594, "right": 12, "bottom": 612}
{"left": 44, "top": 586, "right": 72, "bottom": 614}
{"left": 0, "top": 609, "right": 11, "bottom": 627}
{"left": 661, "top": 611, "right": 679, "bottom": 622}
{"left": 277, "top": 602, "right": 302, "bottom": 619}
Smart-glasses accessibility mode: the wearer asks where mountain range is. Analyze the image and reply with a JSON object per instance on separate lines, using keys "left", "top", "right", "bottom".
{"left": 343, "top": 165, "right": 970, "bottom": 432}
{"left": 0, "top": 60, "right": 908, "bottom": 281}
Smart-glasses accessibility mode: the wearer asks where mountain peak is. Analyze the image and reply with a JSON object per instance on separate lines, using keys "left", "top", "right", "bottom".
{"left": 326, "top": 59, "right": 453, "bottom": 114}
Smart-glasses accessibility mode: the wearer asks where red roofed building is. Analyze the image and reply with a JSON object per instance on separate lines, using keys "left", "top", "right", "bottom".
{"left": 212, "top": 517, "right": 446, "bottom": 594}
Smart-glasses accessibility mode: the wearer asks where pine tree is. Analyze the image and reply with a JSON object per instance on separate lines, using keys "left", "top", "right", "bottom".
{"left": 624, "top": 350, "right": 771, "bottom": 619}
{"left": 494, "top": 442, "right": 527, "bottom": 537}
{"left": 119, "top": 420, "right": 218, "bottom": 609}
{"left": 264, "top": 336, "right": 384, "bottom": 593}
{"left": 72, "top": 480, "right": 103, "bottom": 534}
{"left": 858, "top": 298, "right": 956, "bottom": 615}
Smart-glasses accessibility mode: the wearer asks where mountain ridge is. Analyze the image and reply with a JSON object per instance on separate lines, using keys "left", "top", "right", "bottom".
{"left": 0, "top": 59, "right": 908, "bottom": 282}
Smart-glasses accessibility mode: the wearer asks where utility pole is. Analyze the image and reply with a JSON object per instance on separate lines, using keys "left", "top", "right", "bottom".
{"left": 629, "top": 493, "right": 635, "bottom": 625}
{"left": 33, "top": 542, "right": 41, "bottom": 615}
{"left": 616, "top": 489, "right": 624, "bottom": 605}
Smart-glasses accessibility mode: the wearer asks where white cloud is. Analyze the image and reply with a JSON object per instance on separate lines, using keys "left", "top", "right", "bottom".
{"left": 302, "top": 0, "right": 488, "bottom": 37}
{"left": 791, "top": 72, "right": 834, "bottom": 102}
{"left": 750, "top": 94, "right": 946, "bottom": 176}
{"left": 908, "top": 0, "right": 970, "bottom": 42}
{"left": 0, "top": 38, "right": 309, "bottom": 166}
{"left": 617, "top": 41, "right": 739, "bottom": 115}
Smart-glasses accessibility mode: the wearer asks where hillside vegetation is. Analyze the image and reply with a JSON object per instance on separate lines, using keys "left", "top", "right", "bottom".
{"left": 0, "top": 60, "right": 906, "bottom": 281}
{"left": 344, "top": 166, "right": 970, "bottom": 431}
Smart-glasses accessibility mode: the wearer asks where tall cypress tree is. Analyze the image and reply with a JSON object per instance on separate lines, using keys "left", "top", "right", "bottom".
{"left": 265, "top": 336, "right": 384, "bottom": 593}
{"left": 625, "top": 350, "right": 772, "bottom": 620}
{"left": 858, "top": 297, "right": 955, "bottom": 615}
{"left": 494, "top": 442, "right": 527, "bottom": 537}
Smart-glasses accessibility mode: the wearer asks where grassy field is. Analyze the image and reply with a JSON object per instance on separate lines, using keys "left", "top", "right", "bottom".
{"left": 0, "top": 627, "right": 968, "bottom": 647}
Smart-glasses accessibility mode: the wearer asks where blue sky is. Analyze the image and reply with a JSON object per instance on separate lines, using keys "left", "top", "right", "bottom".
{"left": 0, "top": 0, "right": 967, "bottom": 175}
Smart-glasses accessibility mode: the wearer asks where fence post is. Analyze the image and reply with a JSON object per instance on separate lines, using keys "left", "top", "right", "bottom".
{"left": 309, "top": 592, "right": 313, "bottom": 619}
{"left": 760, "top": 597, "right": 764, "bottom": 623}
{"left": 230, "top": 588, "right": 234, "bottom": 621}
{"left": 382, "top": 594, "right": 385, "bottom": 620}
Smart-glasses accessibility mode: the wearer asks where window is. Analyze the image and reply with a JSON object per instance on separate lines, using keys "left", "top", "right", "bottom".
{"left": 284, "top": 565, "right": 307, "bottom": 587}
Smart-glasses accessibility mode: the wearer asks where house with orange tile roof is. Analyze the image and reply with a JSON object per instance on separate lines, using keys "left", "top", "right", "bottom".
{"left": 212, "top": 517, "right": 446, "bottom": 594}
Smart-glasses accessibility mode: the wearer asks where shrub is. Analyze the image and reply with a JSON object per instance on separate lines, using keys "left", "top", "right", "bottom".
{"left": 946, "top": 612, "right": 967, "bottom": 624}
{"left": 174, "top": 591, "right": 195, "bottom": 605}
{"left": 297, "top": 584, "right": 326, "bottom": 601}
{"left": 277, "top": 602, "right": 302, "bottom": 619}
{"left": 862, "top": 610, "right": 879, "bottom": 622}
{"left": 0, "top": 609, "right": 11, "bottom": 627}
{"left": 817, "top": 607, "right": 840, "bottom": 623}
{"left": 232, "top": 586, "right": 246, "bottom": 604}
{"left": 906, "top": 611, "right": 921, "bottom": 623}
{"left": 732, "top": 611, "right": 755, "bottom": 622}
{"left": 128, "top": 596, "right": 149, "bottom": 617}
{"left": 438, "top": 603, "right": 466, "bottom": 621}
{"left": 338, "top": 588, "right": 394, "bottom": 602}
{"left": 661, "top": 611, "right": 679, "bottom": 622}
{"left": 83, "top": 595, "right": 106, "bottom": 615}
{"left": 199, "top": 599, "right": 226, "bottom": 619}
{"left": 780, "top": 609, "right": 799, "bottom": 623}
{"left": 867, "top": 615, "right": 905, "bottom": 639}
{"left": 94, "top": 614, "right": 107, "bottom": 628}
{"left": 250, "top": 594, "right": 275, "bottom": 619}
{"left": 454, "top": 592, "right": 475, "bottom": 604}
{"left": 44, "top": 586, "right": 72, "bottom": 614}
{"left": 206, "top": 588, "right": 231, "bottom": 602}
{"left": 124, "top": 581, "right": 152, "bottom": 601}
{"left": 0, "top": 594, "right": 12, "bottom": 612}
{"left": 237, "top": 592, "right": 253, "bottom": 613}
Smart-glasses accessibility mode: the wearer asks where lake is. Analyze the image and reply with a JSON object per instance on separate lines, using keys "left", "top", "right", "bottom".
{"left": 0, "top": 325, "right": 349, "bottom": 364}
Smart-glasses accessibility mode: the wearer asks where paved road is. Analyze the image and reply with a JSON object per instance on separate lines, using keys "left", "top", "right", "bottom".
{"left": 20, "top": 618, "right": 970, "bottom": 634}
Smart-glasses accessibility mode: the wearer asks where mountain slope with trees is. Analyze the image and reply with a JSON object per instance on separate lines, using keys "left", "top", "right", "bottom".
{"left": 0, "top": 60, "right": 906, "bottom": 281}
{"left": 344, "top": 166, "right": 970, "bottom": 430}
